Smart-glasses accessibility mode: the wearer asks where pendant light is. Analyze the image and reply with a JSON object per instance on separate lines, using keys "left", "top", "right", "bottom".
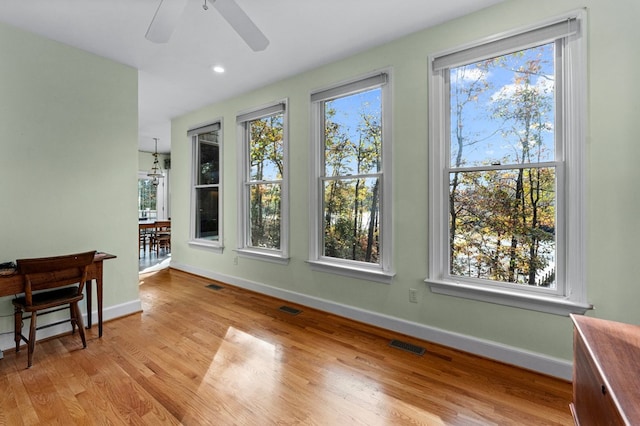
{"left": 147, "top": 138, "right": 164, "bottom": 186}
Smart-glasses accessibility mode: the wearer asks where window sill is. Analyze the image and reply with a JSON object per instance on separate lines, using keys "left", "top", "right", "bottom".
{"left": 308, "top": 260, "right": 395, "bottom": 284}
{"left": 189, "top": 240, "right": 224, "bottom": 254}
{"left": 236, "top": 249, "right": 290, "bottom": 265}
{"left": 425, "top": 279, "right": 592, "bottom": 316}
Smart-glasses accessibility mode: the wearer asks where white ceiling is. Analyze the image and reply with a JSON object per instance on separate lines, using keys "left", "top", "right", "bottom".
{"left": 0, "top": 0, "right": 504, "bottom": 154}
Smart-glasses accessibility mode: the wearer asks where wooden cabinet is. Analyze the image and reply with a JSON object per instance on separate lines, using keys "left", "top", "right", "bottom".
{"left": 570, "top": 314, "right": 640, "bottom": 425}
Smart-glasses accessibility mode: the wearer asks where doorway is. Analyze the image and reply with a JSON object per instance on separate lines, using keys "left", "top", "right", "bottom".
{"left": 138, "top": 171, "right": 170, "bottom": 272}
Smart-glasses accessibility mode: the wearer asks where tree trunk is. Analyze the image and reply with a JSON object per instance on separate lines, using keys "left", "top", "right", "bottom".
{"left": 365, "top": 179, "right": 379, "bottom": 262}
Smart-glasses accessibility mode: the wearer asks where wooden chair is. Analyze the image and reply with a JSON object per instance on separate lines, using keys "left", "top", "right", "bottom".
{"left": 139, "top": 228, "right": 146, "bottom": 258}
{"left": 12, "top": 250, "right": 96, "bottom": 368}
{"left": 150, "top": 220, "right": 171, "bottom": 255}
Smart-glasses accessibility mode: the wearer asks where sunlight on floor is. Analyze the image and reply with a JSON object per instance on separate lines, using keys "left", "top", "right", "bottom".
{"left": 139, "top": 255, "right": 171, "bottom": 275}
{"left": 201, "top": 327, "right": 278, "bottom": 401}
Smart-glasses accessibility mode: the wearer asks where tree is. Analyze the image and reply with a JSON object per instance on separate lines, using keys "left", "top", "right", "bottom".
{"left": 449, "top": 45, "right": 556, "bottom": 286}
{"left": 323, "top": 90, "right": 382, "bottom": 263}
{"left": 490, "top": 53, "right": 555, "bottom": 284}
{"left": 248, "top": 114, "right": 284, "bottom": 249}
{"left": 449, "top": 60, "right": 493, "bottom": 274}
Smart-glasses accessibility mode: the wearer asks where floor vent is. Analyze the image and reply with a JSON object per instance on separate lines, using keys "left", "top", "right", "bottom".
{"left": 205, "top": 284, "right": 224, "bottom": 291}
{"left": 279, "top": 306, "right": 302, "bottom": 315}
{"left": 389, "top": 339, "right": 425, "bottom": 356}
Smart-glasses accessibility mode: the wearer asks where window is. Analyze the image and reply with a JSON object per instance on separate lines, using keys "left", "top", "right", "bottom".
{"left": 189, "top": 122, "right": 223, "bottom": 252}
{"left": 236, "top": 101, "right": 289, "bottom": 262}
{"left": 427, "top": 12, "right": 590, "bottom": 315}
{"left": 138, "top": 175, "right": 157, "bottom": 220}
{"left": 309, "top": 72, "right": 394, "bottom": 283}
{"left": 138, "top": 168, "right": 168, "bottom": 221}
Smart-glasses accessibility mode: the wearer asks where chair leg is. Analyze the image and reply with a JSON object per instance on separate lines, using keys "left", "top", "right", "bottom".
{"left": 69, "top": 304, "right": 76, "bottom": 335}
{"left": 14, "top": 306, "right": 22, "bottom": 353}
{"left": 27, "top": 311, "right": 37, "bottom": 368}
{"left": 72, "top": 302, "right": 87, "bottom": 348}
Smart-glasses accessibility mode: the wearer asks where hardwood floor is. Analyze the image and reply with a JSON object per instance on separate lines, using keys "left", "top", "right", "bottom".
{"left": 0, "top": 268, "right": 573, "bottom": 425}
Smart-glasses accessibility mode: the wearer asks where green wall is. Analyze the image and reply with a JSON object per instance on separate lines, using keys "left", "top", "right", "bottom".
{"left": 170, "top": 0, "right": 639, "bottom": 374}
{"left": 0, "top": 22, "right": 140, "bottom": 344}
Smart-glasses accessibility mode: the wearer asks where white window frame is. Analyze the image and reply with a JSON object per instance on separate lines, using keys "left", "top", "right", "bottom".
{"left": 188, "top": 120, "right": 224, "bottom": 253}
{"left": 426, "top": 10, "right": 591, "bottom": 315}
{"left": 309, "top": 71, "right": 394, "bottom": 284}
{"left": 236, "top": 99, "right": 289, "bottom": 264}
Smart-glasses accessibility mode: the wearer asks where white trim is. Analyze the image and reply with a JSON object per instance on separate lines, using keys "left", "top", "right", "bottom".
{"left": 236, "top": 99, "right": 289, "bottom": 260}
{"left": 311, "top": 73, "right": 388, "bottom": 103}
{"left": 427, "top": 10, "right": 589, "bottom": 315}
{"left": 170, "top": 261, "right": 573, "bottom": 380}
{"left": 188, "top": 240, "right": 224, "bottom": 254}
{"left": 432, "top": 18, "right": 579, "bottom": 71}
{"left": 426, "top": 278, "right": 591, "bottom": 315}
{"left": 307, "top": 259, "right": 395, "bottom": 284}
{"left": 187, "top": 121, "right": 221, "bottom": 137}
{"left": 236, "top": 248, "right": 289, "bottom": 265}
{"left": 190, "top": 117, "right": 224, "bottom": 248}
{"left": 429, "top": 9, "right": 586, "bottom": 71}
{"left": 308, "top": 69, "right": 394, "bottom": 280}
{"left": 236, "top": 102, "right": 286, "bottom": 124}
{"left": 562, "top": 10, "right": 588, "bottom": 305}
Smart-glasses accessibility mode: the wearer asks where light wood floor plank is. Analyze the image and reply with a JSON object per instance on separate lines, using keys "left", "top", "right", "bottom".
{"left": 0, "top": 268, "right": 573, "bottom": 424}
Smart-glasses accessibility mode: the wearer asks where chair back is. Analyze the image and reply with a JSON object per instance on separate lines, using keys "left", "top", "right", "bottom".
{"left": 155, "top": 220, "right": 171, "bottom": 231}
{"left": 16, "top": 251, "right": 96, "bottom": 306}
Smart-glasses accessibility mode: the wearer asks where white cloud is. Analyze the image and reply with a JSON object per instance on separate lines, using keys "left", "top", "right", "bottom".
{"left": 451, "top": 66, "right": 488, "bottom": 84}
{"left": 490, "top": 74, "right": 555, "bottom": 103}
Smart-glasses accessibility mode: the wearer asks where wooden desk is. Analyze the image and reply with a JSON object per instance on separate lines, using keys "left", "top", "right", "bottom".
{"left": 0, "top": 252, "right": 116, "bottom": 338}
{"left": 570, "top": 314, "right": 640, "bottom": 425}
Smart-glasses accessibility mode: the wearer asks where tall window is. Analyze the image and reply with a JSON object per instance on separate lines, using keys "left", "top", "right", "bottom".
{"left": 138, "top": 176, "right": 157, "bottom": 220}
{"left": 427, "top": 13, "right": 589, "bottom": 315}
{"left": 310, "top": 73, "right": 393, "bottom": 283}
{"left": 189, "top": 122, "right": 222, "bottom": 251}
{"left": 237, "top": 101, "right": 288, "bottom": 262}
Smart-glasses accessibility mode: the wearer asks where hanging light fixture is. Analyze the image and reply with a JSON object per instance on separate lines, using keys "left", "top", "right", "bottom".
{"left": 147, "top": 138, "right": 164, "bottom": 186}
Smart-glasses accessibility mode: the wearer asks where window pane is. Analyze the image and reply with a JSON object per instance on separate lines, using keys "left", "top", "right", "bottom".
{"left": 195, "top": 187, "right": 218, "bottom": 240}
{"left": 198, "top": 136, "right": 219, "bottom": 185}
{"left": 449, "top": 167, "right": 556, "bottom": 287}
{"left": 450, "top": 43, "right": 555, "bottom": 168}
{"left": 138, "top": 178, "right": 157, "bottom": 220}
{"left": 248, "top": 183, "right": 281, "bottom": 249}
{"left": 324, "top": 88, "right": 382, "bottom": 177}
{"left": 249, "top": 114, "right": 284, "bottom": 182}
{"left": 322, "top": 177, "right": 380, "bottom": 263}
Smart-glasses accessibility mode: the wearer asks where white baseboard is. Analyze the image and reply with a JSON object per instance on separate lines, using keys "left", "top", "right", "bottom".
{"left": 171, "top": 261, "right": 572, "bottom": 380}
{"left": 0, "top": 299, "right": 142, "bottom": 354}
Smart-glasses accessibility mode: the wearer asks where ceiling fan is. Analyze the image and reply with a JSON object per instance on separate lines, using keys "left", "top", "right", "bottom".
{"left": 145, "top": 0, "right": 269, "bottom": 52}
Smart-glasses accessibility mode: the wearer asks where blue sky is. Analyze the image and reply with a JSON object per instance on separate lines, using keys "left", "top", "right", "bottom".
{"left": 449, "top": 43, "right": 556, "bottom": 168}
{"left": 325, "top": 88, "right": 382, "bottom": 176}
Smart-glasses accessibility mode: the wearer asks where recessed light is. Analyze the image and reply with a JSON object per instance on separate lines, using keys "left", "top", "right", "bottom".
{"left": 212, "top": 66, "right": 225, "bottom": 73}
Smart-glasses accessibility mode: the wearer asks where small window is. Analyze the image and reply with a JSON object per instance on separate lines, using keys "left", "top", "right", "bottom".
{"left": 427, "top": 12, "right": 590, "bottom": 315}
{"left": 188, "top": 122, "right": 223, "bottom": 252}
{"left": 236, "top": 101, "right": 289, "bottom": 263}
{"left": 309, "top": 72, "right": 394, "bottom": 283}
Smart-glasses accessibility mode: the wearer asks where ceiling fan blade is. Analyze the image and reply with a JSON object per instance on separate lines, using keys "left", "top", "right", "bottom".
{"left": 145, "top": 0, "right": 188, "bottom": 44}
{"left": 209, "top": 0, "right": 269, "bottom": 51}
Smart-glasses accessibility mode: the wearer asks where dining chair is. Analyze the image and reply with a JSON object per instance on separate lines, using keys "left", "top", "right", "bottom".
{"left": 151, "top": 220, "right": 171, "bottom": 255}
{"left": 12, "top": 250, "right": 96, "bottom": 368}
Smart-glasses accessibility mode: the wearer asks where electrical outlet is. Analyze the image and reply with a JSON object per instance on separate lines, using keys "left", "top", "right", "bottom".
{"left": 409, "top": 288, "right": 418, "bottom": 303}
{"left": 233, "top": 256, "right": 239, "bottom": 266}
